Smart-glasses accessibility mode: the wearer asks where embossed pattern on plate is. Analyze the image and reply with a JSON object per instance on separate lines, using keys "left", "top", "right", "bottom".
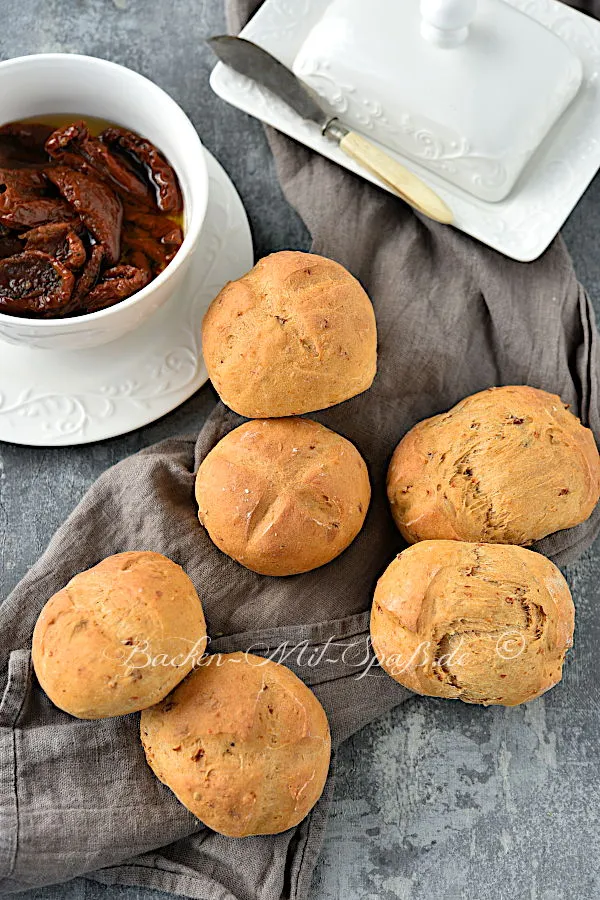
{"left": 210, "top": 0, "right": 600, "bottom": 261}
{"left": 0, "top": 150, "right": 253, "bottom": 446}
{"left": 292, "top": 0, "right": 583, "bottom": 201}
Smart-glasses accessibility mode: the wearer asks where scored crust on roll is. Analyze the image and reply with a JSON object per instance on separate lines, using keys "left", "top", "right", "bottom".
{"left": 201, "top": 250, "right": 377, "bottom": 417}
{"left": 370, "top": 541, "right": 575, "bottom": 706}
{"left": 195, "top": 417, "right": 371, "bottom": 576}
{"left": 387, "top": 385, "right": 600, "bottom": 545}
{"left": 140, "top": 651, "right": 331, "bottom": 837}
{"left": 32, "top": 551, "right": 207, "bottom": 719}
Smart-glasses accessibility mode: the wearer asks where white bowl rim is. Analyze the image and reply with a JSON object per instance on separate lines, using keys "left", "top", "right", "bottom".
{"left": 0, "top": 52, "right": 209, "bottom": 328}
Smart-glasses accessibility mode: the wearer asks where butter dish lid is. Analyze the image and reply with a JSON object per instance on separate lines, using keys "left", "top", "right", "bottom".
{"left": 293, "top": 0, "right": 583, "bottom": 202}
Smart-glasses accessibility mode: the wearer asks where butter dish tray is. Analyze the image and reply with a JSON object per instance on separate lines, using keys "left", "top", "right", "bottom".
{"left": 210, "top": 0, "right": 600, "bottom": 261}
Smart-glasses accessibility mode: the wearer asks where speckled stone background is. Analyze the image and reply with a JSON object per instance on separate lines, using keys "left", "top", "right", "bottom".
{"left": 1, "top": 2, "right": 600, "bottom": 899}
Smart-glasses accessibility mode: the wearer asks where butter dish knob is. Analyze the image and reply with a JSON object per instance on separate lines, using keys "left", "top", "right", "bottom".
{"left": 420, "top": 0, "right": 477, "bottom": 47}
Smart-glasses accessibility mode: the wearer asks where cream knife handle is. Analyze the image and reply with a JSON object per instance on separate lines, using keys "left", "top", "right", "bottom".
{"left": 337, "top": 130, "right": 453, "bottom": 224}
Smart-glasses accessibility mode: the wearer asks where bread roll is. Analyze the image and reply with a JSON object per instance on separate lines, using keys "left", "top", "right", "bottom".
{"left": 140, "top": 651, "right": 331, "bottom": 837}
{"left": 371, "top": 541, "right": 574, "bottom": 706}
{"left": 201, "top": 251, "right": 377, "bottom": 417}
{"left": 32, "top": 551, "right": 207, "bottom": 719}
{"left": 388, "top": 385, "right": 600, "bottom": 545}
{"left": 195, "top": 417, "right": 370, "bottom": 576}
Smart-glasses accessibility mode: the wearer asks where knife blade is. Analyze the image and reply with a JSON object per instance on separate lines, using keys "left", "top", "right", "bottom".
{"left": 208, "top": 35, "right": 453, "bottom": 225}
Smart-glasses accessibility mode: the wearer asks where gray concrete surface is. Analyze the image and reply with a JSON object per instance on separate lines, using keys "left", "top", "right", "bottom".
{"left": 1, "top": 2, "right": 600, "bottom": 899}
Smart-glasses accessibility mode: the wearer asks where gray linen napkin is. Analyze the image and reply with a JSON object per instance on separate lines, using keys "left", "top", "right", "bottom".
{"left": 1, "top": 0, "right": 600, "bottom": 896}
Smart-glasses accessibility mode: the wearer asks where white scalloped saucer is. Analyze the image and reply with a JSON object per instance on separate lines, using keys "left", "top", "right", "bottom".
{"left": 0, "top": 150, "right": 253, "bottom": 446}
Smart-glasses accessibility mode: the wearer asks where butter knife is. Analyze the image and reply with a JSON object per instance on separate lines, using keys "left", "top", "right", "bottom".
{"left": 208, "top": 36, "right": 453, "bottom": 225}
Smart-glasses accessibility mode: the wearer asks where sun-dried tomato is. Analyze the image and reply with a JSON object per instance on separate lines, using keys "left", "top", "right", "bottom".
{"left": 0, "top": 167, "right": 73, "bottom": 230}
{"left": 22, "top": 222, "right": 87, "bottom": 270}
{"left": 46, "top": 166, "right": 123, "bottom": 265}
{"left": 100, "top": 127, "right": 182, "bottom": 213}
{"left": 85, "top": 264, "right": 150, "bottom": 312}
{"left": 0, "top": 249, "right": 74, "bottom": 316}
{"left": 46, "top": 121, "right": 152, "bottom": 205}
{"left": 54, "top": 243, "right": 106, "bottom": 316}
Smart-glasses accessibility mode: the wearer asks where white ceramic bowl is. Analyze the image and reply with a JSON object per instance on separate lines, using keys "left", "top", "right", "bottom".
{"left": 0, "top": 54, "right": 208, "bottom": 350}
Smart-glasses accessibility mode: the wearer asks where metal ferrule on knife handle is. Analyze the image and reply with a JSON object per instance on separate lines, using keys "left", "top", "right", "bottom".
{"left": 323, "top": 118, "right": 350, "bottom": 142}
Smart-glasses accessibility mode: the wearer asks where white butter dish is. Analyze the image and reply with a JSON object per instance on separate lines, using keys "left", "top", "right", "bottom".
{"left": 293, "top": 0, "right": 583, "bottom": 202}
{"left": 210, "top": 0, "right": 600, "bottom": 260}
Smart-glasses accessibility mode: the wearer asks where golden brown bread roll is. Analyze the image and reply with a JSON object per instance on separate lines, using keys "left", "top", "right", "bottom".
{"left": 371, "top": 541, "right": 574, "bottom": 706}
{"left": 195, "top": 417, "right": 370, "bottom": 576}
{"left": 140, "top": 651, "right": 331, "bottom": 837}
{"left": 201, "top": 251, "right": 377, "bottom": 417}
{"left": 32, "top": 551, "right": 207, "bottom": 719}
{"left": 388, "top": 385, "right": 600, "bottom": 545}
